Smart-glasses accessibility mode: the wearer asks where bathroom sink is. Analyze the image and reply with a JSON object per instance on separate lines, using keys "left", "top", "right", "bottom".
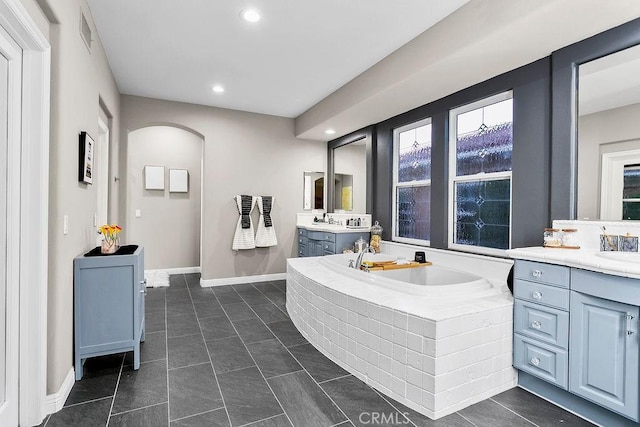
{"left": 595, "top": 252, "right": 640, "bottom": 262}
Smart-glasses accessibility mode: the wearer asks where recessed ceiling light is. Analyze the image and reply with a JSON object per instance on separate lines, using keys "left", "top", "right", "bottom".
{"left": 212, "top": 85, "right": 225, "bottom": 93}
{"left": 325, "top": 129, "right": 336, "bottom": 135}
{"left": 240, "top": 8, "right": 261, "bottom": 23}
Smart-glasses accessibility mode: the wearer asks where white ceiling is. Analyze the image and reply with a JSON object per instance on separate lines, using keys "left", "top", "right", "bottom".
{"left": 86, "top": 0, "right": 468, "bottom": 119}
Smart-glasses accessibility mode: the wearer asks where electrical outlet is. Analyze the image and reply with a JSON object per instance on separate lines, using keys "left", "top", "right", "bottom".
{"left": 135, "top": 209, "right": 142, "bottom": 218}
{"left": 93, "top": 213, "right": 97, "bottom": 227}
{"left": 63, "top": 215, "right": 69, "bottom": 235}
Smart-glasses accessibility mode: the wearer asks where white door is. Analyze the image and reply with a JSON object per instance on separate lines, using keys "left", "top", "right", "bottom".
{"left": 95, "top": 117, "right": 110, "bottom": 235}
{"left": 0, "top": 24, "right": 22, "bottom": 427}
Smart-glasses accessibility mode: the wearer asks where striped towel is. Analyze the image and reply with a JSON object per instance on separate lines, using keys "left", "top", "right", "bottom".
{"left": 240, "top": 195, "right": 252, "bottom": 229}
{"left": 262, "top": 196, "right": 273, "bottom": 227}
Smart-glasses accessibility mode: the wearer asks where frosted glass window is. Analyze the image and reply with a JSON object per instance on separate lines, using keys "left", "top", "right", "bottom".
{"left": 393, "top": 118, "right": 431, "bottom": 244}
{"left": 456, "top": 98, "right": 513, "bottom": 176}
{"left": 623, "top": 165, "right": 640, "bottom": 220}
{"left": 454, "top": 179, "right": 510, "bottom": 249}
{"left": 449, "top": 92, "right": 513, "bottom": 253}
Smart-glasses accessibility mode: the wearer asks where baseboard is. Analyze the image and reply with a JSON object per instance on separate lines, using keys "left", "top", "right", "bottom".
{"left": 147, "top": 266, "right": 201, "bottom": 275}
{"left": 46, "top": 367, "right": 75, "bottom": 414}
{"left": 200, "top": 272, "right": 286, "bottom": 287}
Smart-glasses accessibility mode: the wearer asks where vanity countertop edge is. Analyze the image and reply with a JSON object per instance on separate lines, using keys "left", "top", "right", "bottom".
{"left": 507, "top": 247, "right": 640, "bottom": 280}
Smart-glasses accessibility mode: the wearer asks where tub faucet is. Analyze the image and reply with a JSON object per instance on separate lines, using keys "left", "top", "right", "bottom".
{"left": 353, "top": 244, "right": 375, "bottom": 269}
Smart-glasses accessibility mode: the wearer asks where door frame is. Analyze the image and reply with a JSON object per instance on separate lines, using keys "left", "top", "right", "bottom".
{"left": 600, "top": 148, "right": 640, "bottom": 220}
{"left": 0, "top": 21, "right": 22, "bottom": 427}
{"left": 0, "top": 0, "right": 50, "bottom": 425}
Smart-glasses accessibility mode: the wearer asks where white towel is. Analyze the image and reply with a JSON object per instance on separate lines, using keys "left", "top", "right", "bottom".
{"left": 232, "top": 195, "right": 257, "bottom": 250}
{"left": 256, "top": 196, "right": 277, "bottom": 247}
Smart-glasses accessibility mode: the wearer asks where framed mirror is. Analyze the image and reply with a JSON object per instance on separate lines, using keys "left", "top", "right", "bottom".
{"left": 550, "top": 17, "right": 640, "bottom": 220}
{"left": 578, "top": 44, "right": 640, "bottom": 220}
{"left": 327, "top": 127, "right": 373, "bottom": 213}
{"left": 303, "top": 171, "right": 325, "bottom": 210}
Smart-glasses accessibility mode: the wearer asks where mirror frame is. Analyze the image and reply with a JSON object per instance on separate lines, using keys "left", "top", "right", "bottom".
{"left": 327, "top": 126, "right": 374, "bottom": 213}
{"left": 551, "top": 17, "right": 640, "bottom": 220}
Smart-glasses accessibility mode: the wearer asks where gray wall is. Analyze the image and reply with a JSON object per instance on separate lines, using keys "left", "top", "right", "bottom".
{"left": 128, "top": 126, "right": 203, "bottom": 269}
{"left": 374, "top": 58, "right": 551, "bottom": 249}
{"left": 578, "top": 103, "right": 640, "bottom": 219}
{"left": 120, "top": 95, "right": 326, "bottom": 280}
{"left": 28, "top": 0, "right": 123, "bottom": 394}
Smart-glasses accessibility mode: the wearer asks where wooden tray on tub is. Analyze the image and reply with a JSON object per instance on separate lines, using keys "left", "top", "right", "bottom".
{"left": 364, "top": 260, "right": 432, "bottom": 271}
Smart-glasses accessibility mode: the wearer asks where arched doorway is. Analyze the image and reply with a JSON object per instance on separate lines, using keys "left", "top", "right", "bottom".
{"left": 127, "top": 125, "right": 203, "bottom": 272}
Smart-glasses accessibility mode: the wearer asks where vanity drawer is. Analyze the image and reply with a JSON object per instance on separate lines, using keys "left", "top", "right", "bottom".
{"left": 514, "top": 300, "right": 568, "bottom": 349}
{"left": 322, "top": 242, "right": 335, "bottom": 254}
{"left": 514, "top": 279, "right": 570, "bottom": 310}
{"left": 514, "top": 334, "right": 568, "bottom": 390}
{"left": 515, "top": 260, "right": 569, "bottom": 288}
{"left": 307, "top": 231, "right": 336, "bottom": 242}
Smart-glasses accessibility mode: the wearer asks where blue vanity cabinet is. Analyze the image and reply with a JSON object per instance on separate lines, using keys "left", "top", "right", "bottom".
{"left": 513, "top": 260, "right": 570, "bottom": 389}
{"left": 297, "top": 228, "right": 369, "bottom": 257}
{"left": 73, "top": 245, "right": 145, "bottom": 380}
{"left": 513, "top": 259, "right": 640, "bottom": 423}
{"left": 569, "top": 270, "right": 639, "bottom": 421}
{"left": 297, "top": 228, "right": 308, "bottom": 257}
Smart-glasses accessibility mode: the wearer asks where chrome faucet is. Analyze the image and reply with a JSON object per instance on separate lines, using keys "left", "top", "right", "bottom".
{"left": 352, "top": 244, "right": 375, "bottom": 269}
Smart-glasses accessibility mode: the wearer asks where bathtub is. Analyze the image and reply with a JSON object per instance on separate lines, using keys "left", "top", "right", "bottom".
{"left": 286, "top": 251, "right": 516, "bottom": 420}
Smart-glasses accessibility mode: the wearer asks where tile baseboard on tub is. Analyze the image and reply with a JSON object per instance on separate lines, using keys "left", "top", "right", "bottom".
{"left": 46, "top": 367, "right": 75, "bottom": 414}
{"left": 200, "top": 272, "right": 286, "bottom": 287}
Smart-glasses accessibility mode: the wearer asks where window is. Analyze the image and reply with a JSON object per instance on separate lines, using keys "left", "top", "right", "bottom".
{"left": 393, "top": 118, "right": 432, "bottom": 245}
{"left": 449, "top": 92, "right": 513, "bottom": 254}
{"left": 623, "top": 164, "right": 640, "bottom": 220}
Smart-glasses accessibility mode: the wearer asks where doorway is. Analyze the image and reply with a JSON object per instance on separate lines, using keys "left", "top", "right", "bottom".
{"left": 0, "top": 23, "right": 22, "bottom": 427}
{"left": 0, "top": 0, "right": 50, "bottom": 425}
{"left": 95, "top": 115, "right": 110, "bottom": 237}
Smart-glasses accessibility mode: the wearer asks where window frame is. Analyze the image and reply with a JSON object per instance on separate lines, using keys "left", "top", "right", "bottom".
{"left": 623, "top": 164, "right": 640, "bottom": 220}
{"left": 392, "top": 117, "right": 432, "bottom": 246}
{"left": 448, "top": 91, "right": 514, "bottom": 256}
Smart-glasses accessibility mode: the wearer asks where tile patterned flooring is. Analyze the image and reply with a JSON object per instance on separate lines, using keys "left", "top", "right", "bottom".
{"left": 40, "top": 274, "right": 594, "bottom": 427}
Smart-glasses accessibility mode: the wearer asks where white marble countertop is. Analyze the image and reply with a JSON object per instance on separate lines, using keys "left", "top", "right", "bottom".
{"left": 507, "top": 247, "right": 640, "bottom": 279}
{"left": 298, "top": 223, "right": 371, "bottom": 233}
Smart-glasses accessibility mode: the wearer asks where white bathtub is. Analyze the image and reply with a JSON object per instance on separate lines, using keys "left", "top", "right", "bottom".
{"left": 319, "top": 254, "right": 499, "bottom": 300}
{"left": 286, "top": 251, "right": 516, "bottom": 420}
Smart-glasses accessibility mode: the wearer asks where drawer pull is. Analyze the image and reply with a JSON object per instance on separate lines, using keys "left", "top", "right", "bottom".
{"left": 532, "top": 291, "right": 542, "bottom": 300}
{"left": 532, "top": 269, "right": 543, "bottom": 278}
{"left": 530, "top": 357, "right": 540, "bottom": 367}
{"left": 531, "top": 320, "right": 542, "bottom": 329}
{"left": 627, "top": 314, "right": 635, "bottom": 336}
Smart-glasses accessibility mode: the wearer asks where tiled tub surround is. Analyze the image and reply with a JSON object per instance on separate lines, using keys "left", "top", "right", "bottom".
{"left": 509, "top": 220, "right": 640, "bottom": 279}
{"left": 286, "top": 248, "right": 516, "bottom": 420}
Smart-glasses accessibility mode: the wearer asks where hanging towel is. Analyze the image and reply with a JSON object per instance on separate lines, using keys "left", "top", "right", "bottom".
{"left": 256, "top": 196, "right": 277, "bottom": 247}
{"left": 232, "top": 195, "right": 257, "bottom": 250}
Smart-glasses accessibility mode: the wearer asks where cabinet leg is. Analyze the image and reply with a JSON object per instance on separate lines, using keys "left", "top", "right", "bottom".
{"left": 134, "top": 342, "right": 140, "bottom": 370}
{"left": 75, "top": 356, "right": 83, "bottom": 381}
{"left": 141, "top": 320, "right": 146, "bottom": 343}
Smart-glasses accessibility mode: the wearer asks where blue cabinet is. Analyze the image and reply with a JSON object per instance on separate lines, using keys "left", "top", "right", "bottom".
{"left": 513, "top": 260, "right": 640, "bottom": 422}
{"left": 297, "top": 227, "right": 368, "bottom": 257}
{"left": 513, "top": 260, "right": 570, "bottom": 389}
{"left": 73, "top": 245, "right": 145, "bottom": 380}
{"left": 570, "top": 290, "right": 639, "bottom": 421}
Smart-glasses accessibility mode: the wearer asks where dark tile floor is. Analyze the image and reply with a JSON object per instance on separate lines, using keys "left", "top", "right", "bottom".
{"left": 41, "top": 273, "right": 594, "bottom": 427}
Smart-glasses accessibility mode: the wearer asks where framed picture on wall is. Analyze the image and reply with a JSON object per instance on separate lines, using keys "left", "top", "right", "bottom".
{"left": 78, "top": 131, "right": 94, "bottom": 184}
{"left": 169, "top": 169, "right": 188, "bottom": 193}
{"left": 144, "top": 165, "right": 165, "bottom": 190}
